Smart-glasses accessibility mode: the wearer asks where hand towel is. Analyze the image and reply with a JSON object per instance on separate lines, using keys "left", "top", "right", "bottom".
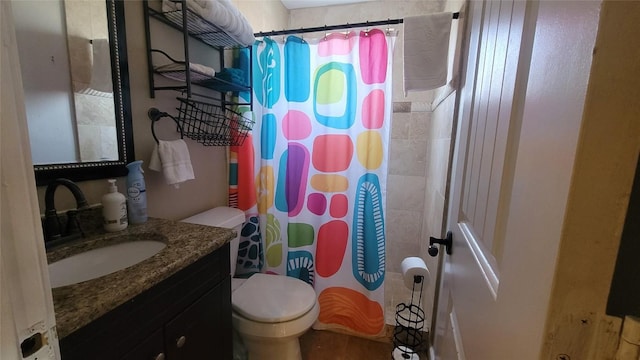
{"left": 148, "top": 139, "right": 195, "bottom": 188}
{"left": 403, "top": 12, "right": 452, "bottom": 95}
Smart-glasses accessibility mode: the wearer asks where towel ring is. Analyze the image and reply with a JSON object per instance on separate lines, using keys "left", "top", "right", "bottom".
{"left": 148, "top": 108, "right": 184, "bottom": 144}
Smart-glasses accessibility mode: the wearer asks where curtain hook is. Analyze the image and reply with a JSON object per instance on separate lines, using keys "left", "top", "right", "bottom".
{"left": 324, "top": 25, "right": 328, "bottom": 41}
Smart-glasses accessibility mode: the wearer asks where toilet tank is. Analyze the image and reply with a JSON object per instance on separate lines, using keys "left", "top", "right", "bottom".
{"left": 181, "top": 207, "right": 245, "bottom": 276}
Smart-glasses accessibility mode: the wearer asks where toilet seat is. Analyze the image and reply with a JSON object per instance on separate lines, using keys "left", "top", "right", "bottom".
{"left": 232, "top": 273, "right": 316, "bottom": 323}
{"left": 232, "top": 301, "right": 320, "bottom": 339}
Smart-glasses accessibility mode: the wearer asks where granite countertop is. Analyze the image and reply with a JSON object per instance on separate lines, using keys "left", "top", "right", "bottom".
{"left": 48, "top": 217, "right": 234, "bottom": 339}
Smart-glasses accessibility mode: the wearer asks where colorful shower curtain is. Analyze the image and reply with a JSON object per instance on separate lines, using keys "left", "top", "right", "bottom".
{"left": 230, "top": 29, "right": 395, "bottom": 337}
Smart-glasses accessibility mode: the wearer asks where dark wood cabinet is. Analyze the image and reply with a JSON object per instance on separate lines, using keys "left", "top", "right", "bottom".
{"left": 165, "top": 278, "right": 232, "bottom": 359}
{"left": 60, "top": 244, "right": 232, "bottom": 360}
{"left": 120, "top": 329, "right": 164, "bottom": 360}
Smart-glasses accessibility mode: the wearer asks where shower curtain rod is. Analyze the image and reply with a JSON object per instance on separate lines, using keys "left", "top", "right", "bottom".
{"left": 254, "top": 12, "right": 459, "bottom": 37}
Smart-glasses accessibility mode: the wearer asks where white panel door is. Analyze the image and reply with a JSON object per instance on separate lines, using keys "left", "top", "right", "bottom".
{"left": 1, "top": 1, "right": 60, "bottom": 358}
{"left": 432, "top": 0, "right": 533, "bottom": 358}
{"left": 431, "top": 0, "right": 601, "bottom": 358}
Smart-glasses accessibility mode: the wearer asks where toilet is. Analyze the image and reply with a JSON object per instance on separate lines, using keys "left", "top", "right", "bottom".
{"left": 182, "top": 207, "right": 319, "bottom": 360}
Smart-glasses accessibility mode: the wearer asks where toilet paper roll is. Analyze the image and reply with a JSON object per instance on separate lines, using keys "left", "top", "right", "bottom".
{"left": 392, "top": 346, "right": 420, "bottom": 360}
{"left": 401, "top": 257, "right": 430, "bottom": 290}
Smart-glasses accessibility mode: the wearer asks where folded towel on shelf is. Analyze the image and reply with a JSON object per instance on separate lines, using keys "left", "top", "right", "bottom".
{"left": 162, "top": 0, "right": 255, "bottom": 46}
{"left": 154, "top": 62, "right": 216, "bottom": 82}
{"left": 149, "top": 139, "right": 195, "bottom": 188}
{"left": 78, "top": 38, "right": 113, "bottom": 97}
{"left": 403, "top": 12, "right": 452, "bottom": 95}
{"left": 214, "top": 67, "right": 246, "bottom": 86}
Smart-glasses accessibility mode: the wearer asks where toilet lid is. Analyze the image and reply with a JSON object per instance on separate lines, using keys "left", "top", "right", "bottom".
{"left": 232, "top": 273, "right": 316, "bottom": 323}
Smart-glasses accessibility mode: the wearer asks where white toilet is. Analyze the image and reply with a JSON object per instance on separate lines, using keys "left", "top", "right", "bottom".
{"left": 182, "top": 207, "right": 319, "bottom": 360}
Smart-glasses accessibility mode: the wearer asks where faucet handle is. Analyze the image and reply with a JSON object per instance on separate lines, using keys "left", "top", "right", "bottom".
{"left": 65, "top": 210, "right": 84, "bottom": 237}
{"left": 43, "top": 210, "right": 62, "bottom": 242}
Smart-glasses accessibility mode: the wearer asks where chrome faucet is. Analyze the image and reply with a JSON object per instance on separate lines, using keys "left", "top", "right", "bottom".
{"left": 43, "top": 178, "right": 90, "bottom": 245}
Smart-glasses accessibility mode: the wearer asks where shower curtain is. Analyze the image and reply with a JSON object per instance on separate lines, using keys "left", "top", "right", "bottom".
{"left": 230, "top": 29, "right": 395, "bottom": 337}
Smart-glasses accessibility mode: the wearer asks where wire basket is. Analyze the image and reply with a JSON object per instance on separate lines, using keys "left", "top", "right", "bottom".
{"left": 175, "top": 97, "right": 254, "bottom": 146}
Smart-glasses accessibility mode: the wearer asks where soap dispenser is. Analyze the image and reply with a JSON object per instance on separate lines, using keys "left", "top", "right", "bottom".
{"left": 102, "top": 179, "right": 128, "bottom": 232}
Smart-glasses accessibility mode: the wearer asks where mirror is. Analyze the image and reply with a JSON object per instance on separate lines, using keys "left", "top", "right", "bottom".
{"left": 13, "top": 0, "right": 134, "bottom": 186}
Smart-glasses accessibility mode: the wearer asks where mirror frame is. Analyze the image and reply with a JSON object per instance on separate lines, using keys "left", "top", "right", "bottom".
{"left": 33, "top": 0, "right": 134, "bottom": 186}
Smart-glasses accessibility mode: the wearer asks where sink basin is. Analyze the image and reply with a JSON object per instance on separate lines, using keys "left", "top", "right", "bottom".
{"left": 49, "top": 240, "right": 166, "bottom": 288}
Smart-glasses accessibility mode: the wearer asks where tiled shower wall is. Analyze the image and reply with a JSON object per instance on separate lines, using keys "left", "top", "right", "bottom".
{"left": 385, "top": 102, "right": 432, "bottom": 327}
{"left": 384, "top": 0, "right": 463, "bottom": 329}
{"left": 385, "top": 93, "right": 456, "bottom": 327}
{"left": 387, "top": 103, "right": 430, "bottom": 274}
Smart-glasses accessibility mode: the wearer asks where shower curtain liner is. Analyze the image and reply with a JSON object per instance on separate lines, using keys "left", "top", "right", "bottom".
{"left": 229, "top": 26, "right": 396, "bottom": 338}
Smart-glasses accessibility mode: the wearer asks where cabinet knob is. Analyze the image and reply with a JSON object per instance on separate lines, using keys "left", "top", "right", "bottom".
{"left": 176, "top": 336, "right": 187, "bottom": 348}
{"left": 153, "top": 353, "right": 165, "bottom": 360}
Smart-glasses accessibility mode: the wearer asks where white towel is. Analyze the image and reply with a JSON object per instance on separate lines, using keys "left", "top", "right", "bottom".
{"left": 154, "top": 62, "right": 216, "bottom": 82}
{"left": 79, "top": 39, "right": 113, "bottom": 97}
{"left": 149, "top": 139, "right": 195, "bottom": 188}
{"left": 162, "top": 0, "right": 255, "bottom": 46}
{"left": 403, "top": 13, "right": 452, "bottom": 95}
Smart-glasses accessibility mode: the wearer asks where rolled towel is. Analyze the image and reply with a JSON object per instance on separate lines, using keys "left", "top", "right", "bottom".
{"left": 149, "top": 139, "right": 195, "bottom": 188}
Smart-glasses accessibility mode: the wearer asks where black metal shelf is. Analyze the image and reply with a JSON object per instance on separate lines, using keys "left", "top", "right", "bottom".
{"left": 147, "top": 5, "right": 247, "bottom": 49}
{"left": 154, "top": 68, "right": 251, "bottom": 93}
{"left": 143, "top": 0, "right": 254, "bottom": 146}
{"left": 151, "top": 49, "right": 252, "bottom": 94}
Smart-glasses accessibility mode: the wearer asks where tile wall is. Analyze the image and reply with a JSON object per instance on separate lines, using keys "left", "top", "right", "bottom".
{"left": 385, "top": 93, "right": 455, "bottom": 329}
{"left": 386, "top": 103, "right": 430, "bottom": 274}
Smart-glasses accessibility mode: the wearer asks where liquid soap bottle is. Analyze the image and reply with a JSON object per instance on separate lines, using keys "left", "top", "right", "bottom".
{"left": 102, "top": 179, "right": 128, "bottom": 232}
{"left": 126, "top": 160, "right": 148, "bottom": 224}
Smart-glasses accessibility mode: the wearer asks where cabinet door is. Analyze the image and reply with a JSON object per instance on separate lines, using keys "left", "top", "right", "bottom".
{"left": 164, "top": 276, "right": 232, "bottom": 360}
{"left": 120, "top": 328, "right": 165, "bottom": 360}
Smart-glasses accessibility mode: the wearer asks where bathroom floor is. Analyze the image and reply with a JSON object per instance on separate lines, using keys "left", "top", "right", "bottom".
{"left": 300, "top": 329, "right": 393, "bottom": 360}
{"left": 299, "top": 272, "right": 429, "bottom": 360}
{"left": 300, "top": 328, "right": 429, "bottom": 360}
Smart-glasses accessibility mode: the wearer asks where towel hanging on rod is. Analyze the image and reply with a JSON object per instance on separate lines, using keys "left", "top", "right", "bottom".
{"left": 148, "top": 107, "right": 184, "bottom": 144}
{"left": 147, "top": 107, "right": 195, "bottom": 188}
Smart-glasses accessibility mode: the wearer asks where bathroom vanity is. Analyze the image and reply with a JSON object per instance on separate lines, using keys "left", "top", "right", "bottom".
{"left": 48, "top": 217, "right": 234, "bottom": 360}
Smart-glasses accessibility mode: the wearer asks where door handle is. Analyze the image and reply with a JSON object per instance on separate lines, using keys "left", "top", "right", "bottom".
{"left": 428, "top": 231, "right": 452, "bottom": 256}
